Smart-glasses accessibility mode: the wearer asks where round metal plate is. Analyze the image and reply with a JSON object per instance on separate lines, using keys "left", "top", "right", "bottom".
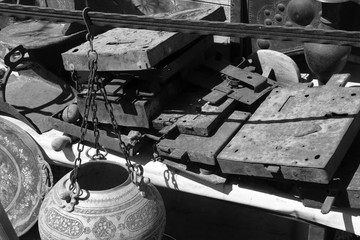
{"left": 0, "top": 117, "right": 53, "bottom": 236}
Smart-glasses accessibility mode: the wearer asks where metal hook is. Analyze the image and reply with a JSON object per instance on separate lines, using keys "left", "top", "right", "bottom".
{"left": 82, "top": 7, "right": 93, "bottom": 37}
{"left": 82, "top": 6, "right": 96, "bottom": 53}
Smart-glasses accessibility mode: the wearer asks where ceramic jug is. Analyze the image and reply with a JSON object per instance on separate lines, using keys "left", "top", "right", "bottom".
{"left": 38, "top": 161, "right": 166, "bottom": 240}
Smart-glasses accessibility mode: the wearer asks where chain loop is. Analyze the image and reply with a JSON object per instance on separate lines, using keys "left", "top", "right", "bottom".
{"left": 97, "top": 79, "right": 135, "bottom": 172}
{"left": 86, "top": 147, "right": 108, "bottom": 160}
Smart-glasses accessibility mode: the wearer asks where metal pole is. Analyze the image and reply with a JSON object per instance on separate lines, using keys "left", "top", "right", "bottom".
{"left": 0, "top": 202, "right": 19, "bottom": 240}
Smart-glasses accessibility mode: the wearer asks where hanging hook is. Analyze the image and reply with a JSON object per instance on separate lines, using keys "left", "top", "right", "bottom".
{"left": 82, "top": 7, "right": 95, "bottom": 52}
{"left": 82, "top": 7, "right": 93, "bottom": 37}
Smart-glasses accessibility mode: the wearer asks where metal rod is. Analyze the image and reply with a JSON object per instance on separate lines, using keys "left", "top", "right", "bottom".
{"left": 1, "top": 3, "right": 360, "bottom": 46}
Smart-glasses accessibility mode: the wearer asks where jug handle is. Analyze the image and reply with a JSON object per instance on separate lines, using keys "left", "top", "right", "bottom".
{"left": 59, "top": 181, "right": 81, "bottom": 212}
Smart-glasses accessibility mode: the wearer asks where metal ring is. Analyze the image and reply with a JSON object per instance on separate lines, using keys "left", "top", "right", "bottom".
{"left": 87, "top": 49, "right": 98, "bottom": 62}
{"left": 133, "top": 164, "right": 144, "bottom": 176}
{"left": 4, "top": 45, "right": 27, "bottom": 69}
{"left": 85, "top": 146, "right": 108, "bottom": 159}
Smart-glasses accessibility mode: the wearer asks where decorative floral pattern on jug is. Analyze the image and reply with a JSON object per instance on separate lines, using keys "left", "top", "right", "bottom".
{"left": 38, "top": 161, "right": 166, "bottom": 240}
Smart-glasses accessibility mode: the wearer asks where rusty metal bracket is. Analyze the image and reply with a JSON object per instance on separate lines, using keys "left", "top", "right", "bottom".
{"left": 201, "top": 59, "right": 278, "bottom": 105}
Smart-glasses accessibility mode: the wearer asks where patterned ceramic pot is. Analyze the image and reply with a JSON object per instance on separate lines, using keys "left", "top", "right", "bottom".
{"left": 38, "top": 161, "right": 166, "bottom": 240}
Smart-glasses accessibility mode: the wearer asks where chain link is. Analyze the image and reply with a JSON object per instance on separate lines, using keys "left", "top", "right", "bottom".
{"left": 97, "top": 79, "right": 135, "bottom": 172}
{"left": 69, "top": 64, "right": 80, "bottom": 91}
{"left": 71, "top": 52, "right": 97, "bottom": 187}
{"left": 88, "top": 56, "right": 102, "bottom": 158}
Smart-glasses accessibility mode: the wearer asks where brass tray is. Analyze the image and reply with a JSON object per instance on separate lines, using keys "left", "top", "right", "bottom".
{"left": 0, "top": 117, "right": 53, "bottom": 236}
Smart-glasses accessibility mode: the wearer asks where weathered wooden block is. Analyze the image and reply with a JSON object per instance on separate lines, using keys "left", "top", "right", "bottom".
{"left": 217, "top": 86, "right": 360, "bottom": 184}
{"left": 62, "top": 6, "right": 226, "bottom": 71}
{"left": 156, "top": 111, "right": 250, "bottom": 165}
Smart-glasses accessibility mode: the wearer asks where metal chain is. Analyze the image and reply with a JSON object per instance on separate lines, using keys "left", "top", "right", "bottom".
{"left": 97, "top": 81, "right": 135, "bottom": 172}
{"left": 71, "top": 50, "right": 96, "bottom": 187}
{"left": 70, "top": 10, "right": 100, "bottom": 187}
{"left": 81, "top": 7, "right": 137, "bottom": 176}
{"left": 70, "top": 7, "right": 150, "bottom": 193}
{"left": 88, "top": 50, "right": 103, "bottom": 160}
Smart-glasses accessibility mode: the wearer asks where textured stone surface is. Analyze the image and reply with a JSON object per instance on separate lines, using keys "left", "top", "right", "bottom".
{"left": 218, "top": 86, "right": 360, "bottom": 183}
